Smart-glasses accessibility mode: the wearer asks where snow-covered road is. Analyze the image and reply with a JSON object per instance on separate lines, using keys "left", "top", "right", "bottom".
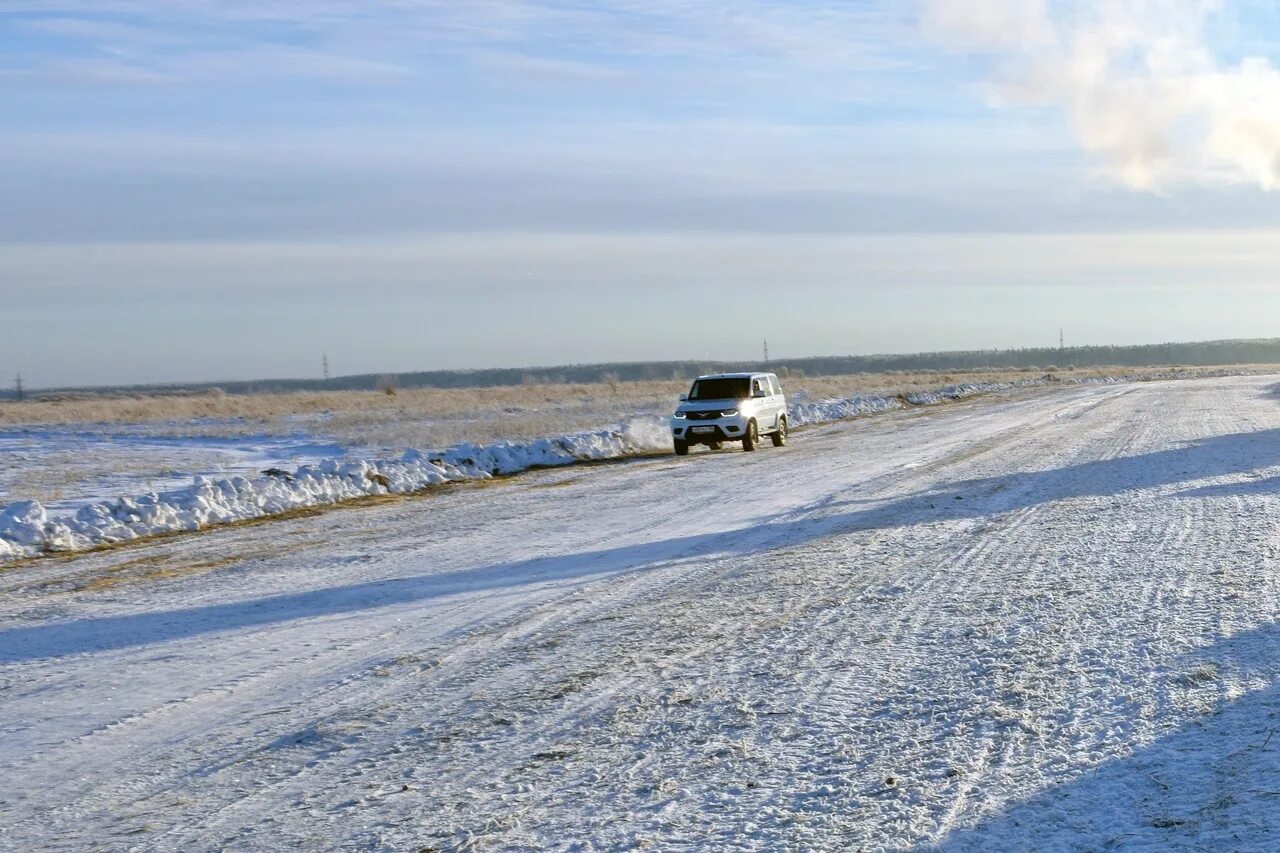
{"left": 5, "top": 376, "right": 1280, "bottom": 850}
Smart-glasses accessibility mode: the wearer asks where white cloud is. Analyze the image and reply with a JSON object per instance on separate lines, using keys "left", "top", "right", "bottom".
{"left": 923, "top": 0, "right": 1280, "bottom": 190}
{"left": 921, "top": 0, "right": 1052, "bottom": 50}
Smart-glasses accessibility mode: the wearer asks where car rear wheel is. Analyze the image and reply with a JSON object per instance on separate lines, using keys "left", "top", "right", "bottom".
{"left": 674, "top": 439, "right": 689, "bottom": 456}
{"left": 709, "top": 441, "right": 724, "bottom": 451}
{"left": 742, "top": 420, "right": 758, "bottom": 452}
{"left": 771, "top": 417, "right": 788, "bottom": 447}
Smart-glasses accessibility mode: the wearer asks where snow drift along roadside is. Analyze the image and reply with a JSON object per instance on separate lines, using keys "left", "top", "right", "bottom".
{"left": 0, "top": 416, "right": 672, "bottom": 561}
{"left": 0, "top": 369, "right": 1263, "bottom": 561}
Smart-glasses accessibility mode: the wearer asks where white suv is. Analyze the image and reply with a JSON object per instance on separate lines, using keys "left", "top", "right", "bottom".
{"left": 671, "top": 372, "right": 789, "bottom": 455}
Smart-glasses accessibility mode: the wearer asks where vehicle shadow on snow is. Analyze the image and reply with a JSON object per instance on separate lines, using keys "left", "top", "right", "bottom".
{"left": 6, "top": 427, "right": 1280, "bottom": 664}
{"left": 930, "top": 622, "right": 1280, "bottom": 850}
{"left": 0, "top": 515, "right": 833, "bottom": 663}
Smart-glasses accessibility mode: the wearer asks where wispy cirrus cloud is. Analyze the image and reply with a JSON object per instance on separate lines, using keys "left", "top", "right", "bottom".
{"left": 0, "top": 56, "right": 174, "bottom": 85}
{"left": 7, "top": 0, "right": 1279, "bottom": 249}
{"left": 8, "top": 2, "right": 1280, "bottom": 385}
{"left": 4, "top": 1, "right": 912, "bottom": 86}
{"left": 22, "top": 16, "right": 181, "bottom": 44}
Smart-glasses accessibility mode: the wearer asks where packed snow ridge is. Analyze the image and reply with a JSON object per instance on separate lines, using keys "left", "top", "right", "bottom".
{"left": 0, "top": 370, "right": 1256, "bottom": 561}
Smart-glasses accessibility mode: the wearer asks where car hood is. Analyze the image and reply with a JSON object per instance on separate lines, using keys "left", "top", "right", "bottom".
{"left": 677, "top": 398, "right": 747, "bottom": 413}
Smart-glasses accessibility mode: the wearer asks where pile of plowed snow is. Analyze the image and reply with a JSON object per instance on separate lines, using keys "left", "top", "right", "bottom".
{"left": 0, "top": 369, "right": 1260, "bottom": 561}
{"left": 0, "top": 417, "right": 670, "bottom": 560}
{"left": 787, "top": 380, "right": 1030, "bottom": 426}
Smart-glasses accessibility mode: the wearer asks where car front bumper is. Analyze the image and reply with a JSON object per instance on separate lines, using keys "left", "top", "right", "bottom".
{"left": 671, "top": 415, "right": 747, "bottom": 444}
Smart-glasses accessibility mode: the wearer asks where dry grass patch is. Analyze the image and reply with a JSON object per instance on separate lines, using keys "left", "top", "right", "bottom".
{"left": 78, "top": 552, "right": 250, "bottom": 592}
{"left": 2, "top": 365, "right": 1273, "bottom": 451}
{"left": 0, "top": 367, "right": 1226, "bottom": 423}
{"left": 0, "top": 383, "right": 680, "bottom": 428}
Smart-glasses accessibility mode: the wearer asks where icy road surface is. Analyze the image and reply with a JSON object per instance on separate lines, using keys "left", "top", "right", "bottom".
{"left": 5, "top": 376, "right": 1280, "bottom": 850}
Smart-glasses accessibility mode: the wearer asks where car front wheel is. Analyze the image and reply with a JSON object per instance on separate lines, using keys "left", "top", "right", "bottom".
{"left": 771, "top": 417, "right": 788, "bottom": 447}
{"left": 674, "top": 439, "right": 689, "bottom": 456}
{"left": 742, "top": 420, "right": 758, "bottom": 452}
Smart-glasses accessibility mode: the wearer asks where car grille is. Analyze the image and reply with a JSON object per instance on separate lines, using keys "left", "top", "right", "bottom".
{"left": 686, "top": 410, "right": 721, "bottom": 420}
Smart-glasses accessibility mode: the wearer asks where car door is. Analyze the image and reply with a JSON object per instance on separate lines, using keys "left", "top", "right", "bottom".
{"left": 768, "top": 374, "right": 784, "bottom": 428}
{"left": 749, "top": 376, "right": 768, "bottom": 430}
{"left": 754, "top": 375, "right": 779, "bottom": 430}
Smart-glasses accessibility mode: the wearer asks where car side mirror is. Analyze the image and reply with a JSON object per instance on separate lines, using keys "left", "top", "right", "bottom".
{"left": 679, "top": 393, "right": 688, "bottom": 401}
{"left": 753, "top": 390, "right": 767, "bottom": 398}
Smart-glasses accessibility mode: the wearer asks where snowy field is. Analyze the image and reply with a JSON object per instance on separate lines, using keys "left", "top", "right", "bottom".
{"left": 5, "top": 375, "right": 1280, "bottom": 848}
{"left": 1, "top": 369, "right": 1260, "bottom": 562}
{"left": 0, "top": 367, "right": 1245, "bottom": 514}
{"left": 0, "top": 374, "right": 1060, "bottom": 560}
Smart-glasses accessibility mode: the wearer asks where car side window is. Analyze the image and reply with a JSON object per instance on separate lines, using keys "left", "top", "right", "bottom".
{"left": 769, "top": 376, "right": 782, "bottom": 396}
{"left": 751, "top": 379, "right": 763, "bottom": 396}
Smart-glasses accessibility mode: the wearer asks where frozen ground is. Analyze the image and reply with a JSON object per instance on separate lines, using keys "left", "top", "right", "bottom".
{"left": 4, "top": 376, "right": 1280, "bottom": 849}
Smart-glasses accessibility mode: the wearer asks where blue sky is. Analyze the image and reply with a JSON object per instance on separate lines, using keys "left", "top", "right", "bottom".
{"left": 4, "top": 1, "right": 1280, "bottom": 387}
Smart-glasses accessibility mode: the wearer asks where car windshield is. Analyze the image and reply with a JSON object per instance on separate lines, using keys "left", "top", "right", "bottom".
{"left": 688, "top": 377, "right": 751, "bottom": 400}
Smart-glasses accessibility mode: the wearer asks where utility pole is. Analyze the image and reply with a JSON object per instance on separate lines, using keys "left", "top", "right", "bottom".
{"left": 1059, "top": 328, "right": 1064, "bottom": 351}
{"left": 14, "top": 373, "right": 23, "bottom": 402}
{"left": 763, "top": 338, "right": 770, "bottom": 365}
{"left": 322, "top": 353, "right": 330, "bottom": 381}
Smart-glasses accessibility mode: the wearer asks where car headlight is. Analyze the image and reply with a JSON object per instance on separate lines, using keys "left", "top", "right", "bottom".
{"left": 673, "top": 412, "right": 687, "bottom": 419}
{"left": 720, "top": 409, "right": 739, "bottom": 417}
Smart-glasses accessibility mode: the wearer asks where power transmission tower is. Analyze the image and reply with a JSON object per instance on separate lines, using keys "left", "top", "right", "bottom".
{"left": 763, "top": 338, "right": 770, "bottom": 364}
{"left": 322, "top": 353, "right": 330, "bottom": 381}
{"left": 1059, "top": 328, "right": 1064, "bottom": 351}
{"left": 14, "top": 373, "right": 24, "bottom": 402}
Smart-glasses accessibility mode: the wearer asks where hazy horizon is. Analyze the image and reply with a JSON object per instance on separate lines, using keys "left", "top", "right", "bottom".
{"left": 17, "top": 330, "right": 1280, "bottom": 393}
{"left": 6, "top": 2, "right": 1280, "bottom": 387}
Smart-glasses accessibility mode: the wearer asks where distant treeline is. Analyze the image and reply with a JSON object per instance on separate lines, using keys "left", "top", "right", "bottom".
{"left": 9, "top": 337, "right": 1280, "bottom": 399}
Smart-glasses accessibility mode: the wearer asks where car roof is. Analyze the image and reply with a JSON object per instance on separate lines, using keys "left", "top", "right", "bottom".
{"left": 695, "top": 372, "right": 772, "bottom": 380}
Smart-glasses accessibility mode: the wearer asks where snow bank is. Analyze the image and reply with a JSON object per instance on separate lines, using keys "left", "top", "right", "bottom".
{"left": 789, "top": 381, "right": 1027, "bottom": 426}
{"left": 0, "top": 417, "right": 671, "bottom": 561}
{"left": 0, "top": 369, "right": 1265, "bottom": 561}
{"left": 789, "top": 393, "right": 902, "bottom": 426}
{"left": 792, "top": 368, "right": 1267, "bottom": 427}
